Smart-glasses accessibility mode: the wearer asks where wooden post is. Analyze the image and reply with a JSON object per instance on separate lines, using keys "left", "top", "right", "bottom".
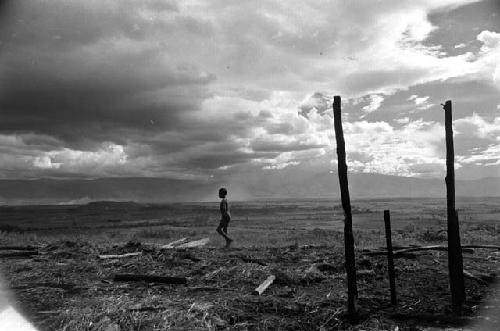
{"left": 333, "top": 95, "right": 358, "bottom": 321}
{"left": 384, "top": 210, "right": 397, "bottom": 306}
{"left": 443, "top": 100, "right": 465, "bottom": 314}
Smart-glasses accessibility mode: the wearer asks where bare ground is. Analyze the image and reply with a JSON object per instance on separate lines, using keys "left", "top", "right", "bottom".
{"left": 1, "top": 239, "right": 499, "bottom": 331}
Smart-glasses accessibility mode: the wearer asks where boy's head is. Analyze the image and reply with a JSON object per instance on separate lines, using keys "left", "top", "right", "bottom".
{"left": 218, "top": 187, "right": 227, "bottom": 198}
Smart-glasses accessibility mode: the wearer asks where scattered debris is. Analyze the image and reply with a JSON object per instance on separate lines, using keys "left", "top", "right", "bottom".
{"left": 0, "top": 251, "right": 38, "bottom": 258}
{"left": 187, "top": 286, "right": 237, "bottom": 292}
{"left": 303, "top": 263, "right": 327, "bottom": 283}
{"left": 1, "top": 233, "right": 497, "bottom": 330}
{"left": 0, "top": 246, "right": 41, "bottom": 251}
{"left": 254, "top": 275, "right": 276, "bottom": 295}
{"left": 113, "top": 274, "right": 187, "bottom": 284}
{"left": 363, "top": 245, "right": 475, "bottom": 256}
{"left": 160, "top": 237, "right": 188, "bottom": 249}
{"left": 160, "top": 237, "right": 209, "bottom": 249}
{"left": 177, "top": 238, "right": 210, "bottom": 248}
{"left": 98, "top": 252, "right": 142, "bottom": 259}
{"left": 240, "top": 256, "right": 267, "bottom": 266}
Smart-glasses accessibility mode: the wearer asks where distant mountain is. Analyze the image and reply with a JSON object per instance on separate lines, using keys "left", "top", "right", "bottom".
{"left": 0, "top": 173, "right": 498, "bottom": 205}
{"left": 0, "top": 178, "right": 215, "bottom": 205}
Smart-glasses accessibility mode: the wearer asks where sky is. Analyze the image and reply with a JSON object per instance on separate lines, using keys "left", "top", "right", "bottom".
{"left": 0, "top": 0, "right": 499, "bottom": 183}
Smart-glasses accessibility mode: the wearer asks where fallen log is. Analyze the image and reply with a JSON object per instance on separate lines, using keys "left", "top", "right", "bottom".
{"left": 187, "top": 286, "right": 237, "bottom": 292}
{"left": 161, "top": 238, "right": 188, "bottom": 249}
{"left": 0, "top": 251, "right": 38, "bottom": 258}
{"left": 113, "top": 274, "right": 187, "bottom": 284}
{"left": 363, "top": 245, "right": 474, "bottom": 256}
{"left": 0, "top": 246, "right": 40, "bottom": 251}
{"left": 10, "top": 282, "right": 86, "bottom": 292}
{"left": 463, "top": 245, "right": 500, "bottom": 250}
{"left": 254, "top": 275, "right": 276, "bottom": 295}
{"left": 177, "top": 238, "right": 209, "bottom": 248}
{"left": 98, "top": 252, "right": 142, "bottom": 259}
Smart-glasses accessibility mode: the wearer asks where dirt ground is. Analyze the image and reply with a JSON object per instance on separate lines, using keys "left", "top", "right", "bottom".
{"left": 1, "top": 238, "right": 499, "bottom": 331}
{"left": 0, "top": 199, "right": 499, "bottom": 330}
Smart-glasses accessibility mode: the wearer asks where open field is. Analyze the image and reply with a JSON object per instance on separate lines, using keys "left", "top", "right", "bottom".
{"left": 0, "top": 198, "right": 499, "bottom": 330}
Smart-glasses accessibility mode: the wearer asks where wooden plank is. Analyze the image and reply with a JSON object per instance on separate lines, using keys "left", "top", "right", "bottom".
{"left": 333, "top": 95, "right": 358, "bottom": 321}
{"left": 0, "top": 251, "right": 38, "bottom": 258}
{"left": 0, "top": 246, "right": 40, "bottom": 251}
{"left": 113, "top": 274, "right": 187, "bottom": 284}
{"left": 253, "top": 275, "right": 276, "bottom": 295}
{"left": 443, "top": 100, "right": 465, "bottom": 313}
{"left": 363, "top": 245, "right": 474, "bottom": 256}
{"left": 463, "top": 245, "right": 500, "bottom": 250}
{"left": 384, "top": 210, "right": 397, "bottom": 306}
{"left": 161, "top": 237, "right": 188, "bottom": 249}
{"left": 187, "top": 286, "right": 237, "bottom": 292}
{"left": 98, "top": 252, "right": 142, "bottom": 259}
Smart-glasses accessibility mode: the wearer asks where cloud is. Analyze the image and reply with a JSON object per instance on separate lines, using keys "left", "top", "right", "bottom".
{"left": 298, "top": 92, "right": 332, "bottom": 118}
{"left": 362, "top": 95, "right": 385, "bottom": 113}
{"left": 0, "top": 0, "right": 214, "bottom": 149}
{"left": 395, "top": 117, "right": 410, "bottom": 124}
{"left": 477, "top": 30, "right": 500, "bottom": 50}
{"left": 457, "top": 144, "right": 500, "bottom": 166}
{"left": 0, "top": 0, "right": 498, "bottom": 180}
{"left": 339, "top": 119, "right": 446, "bottom": 177}
{"left": 454, "top": 113, "right": 500, "bottom": 140}
{"left": 407, "top": 94, "right": 434, "bottom": 110}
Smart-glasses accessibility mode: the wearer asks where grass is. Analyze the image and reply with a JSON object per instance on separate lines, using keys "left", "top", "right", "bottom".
{"left": 0, "top": 198, "right": 498, "bottom": 330}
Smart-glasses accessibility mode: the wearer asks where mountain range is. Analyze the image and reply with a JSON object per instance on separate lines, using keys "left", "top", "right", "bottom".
{"left": 0, "top": 172, "right": 498, "bottom": 205}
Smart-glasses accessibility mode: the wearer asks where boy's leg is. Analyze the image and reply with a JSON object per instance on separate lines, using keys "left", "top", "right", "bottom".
{"left": 222, "top": 220, "right": 233, "bottom": 247}
{"left": 216, "top": 219, "right": 233, "bottom": 247}
{"left": 216, "top": 222, "right": 230, "bottom": 240}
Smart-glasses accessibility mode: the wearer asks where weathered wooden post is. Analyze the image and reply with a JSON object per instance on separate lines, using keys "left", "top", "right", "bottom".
{"left": 333, "top": 95, "right": 358, "bottom": 321}
{"left": 384, "top": 210, "right": 397, "bottom": 306}
{"left": 443, "top": 100, "right": 465, "bottom": 313}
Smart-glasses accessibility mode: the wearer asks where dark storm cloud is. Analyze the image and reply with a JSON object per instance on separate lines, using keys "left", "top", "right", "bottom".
{"left": 0, "top": 0, "right": 179, "bottom": 48}
{"left": 365, "top": 80, "right": 500, "bottom": 125}
{"left": 250, "top": 140, "right": 325, "bottom": 153}
{"left": 0, "top": 0, "right": 214, "bottom": 149}
{"left": 0, "top": 0, "right": 497, "bottom": 180}
{"left": 425, "top": 0, "right": 500, "bottom": 56}
{"left": 179, "top": 151, "right": 276, "bottom": 170}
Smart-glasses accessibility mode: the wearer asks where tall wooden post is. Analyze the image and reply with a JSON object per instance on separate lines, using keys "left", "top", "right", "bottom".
{"left": 333, "top": 96, "right": 358, "bottom": 321}
{"left": 384, "top": 210, "right": 397, "bottom": 306}
{"left": 443, "top": 100, "right": 465, "bottom": 313}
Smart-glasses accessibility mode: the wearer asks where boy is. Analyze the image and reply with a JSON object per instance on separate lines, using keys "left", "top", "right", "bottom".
{"left": 216, "top": 187, "right": 233, "bottom": 248}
